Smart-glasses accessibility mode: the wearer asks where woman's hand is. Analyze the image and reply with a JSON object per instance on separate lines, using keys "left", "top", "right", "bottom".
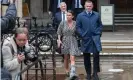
{"left": 17, "top": 54, "right": 25, "bottom": 63}
{"left": 57, "top": 39, "right": 62, "bottom": 48}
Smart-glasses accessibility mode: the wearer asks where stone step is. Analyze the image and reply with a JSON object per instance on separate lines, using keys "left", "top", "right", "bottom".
{"left": 114, "top": 14, "right": 133, "bottom": 26}
{"left": 102, "top": 43, "right": 133, "bottom": 46}
{"left": 102, "top": 47, "right": 133, "bottom": 53}
{"left": 102, "top": 45, "right": 133, "bottom": 49}
{"left": 115, "top": 20, "right": 133, "bottom": 23}
{"left": 115, "top": 23, "right": 133, "bottom": 25}
{"left": 115, "top": 14, "right": 133, "bottom": 16}
{"left": 24, "top": 74, "right": 86, "bottom": 80}
{"left": 102, "top": 44, "right": 133, "bottom": 46}
{"left": 101, "top": 40, "right": 133, "bottom": 44}
{"left": 101, "top": 40, "right": 133, "bottom": 53}
{"left": 114, "top": 17, "right": 133, "bottom": 19}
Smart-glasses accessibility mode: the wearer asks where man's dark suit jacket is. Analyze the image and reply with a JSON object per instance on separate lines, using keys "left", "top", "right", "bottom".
{"left": 49, "top": 0, "right": 65, "bottom": 16}
{"left": 53, "top": 11, "right": 62, "bottom": 31}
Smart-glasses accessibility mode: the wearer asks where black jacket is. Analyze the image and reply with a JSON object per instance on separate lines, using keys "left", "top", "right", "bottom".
{"left": 1, "top": 3, "right": 16, "bottom": 34}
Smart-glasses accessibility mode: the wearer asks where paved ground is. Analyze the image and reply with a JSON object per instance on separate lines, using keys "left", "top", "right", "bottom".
{"left": 24, "top": 56, "right": 133, "bottom": 80}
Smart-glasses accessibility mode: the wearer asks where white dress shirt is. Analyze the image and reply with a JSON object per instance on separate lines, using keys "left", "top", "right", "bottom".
{"left": 62, "top": 12, "right": 67, "bottom": 21}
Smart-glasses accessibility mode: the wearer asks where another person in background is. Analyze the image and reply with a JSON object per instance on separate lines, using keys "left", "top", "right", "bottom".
{"left": 76, "top": 1, "right": 103, "bottom": 80}
{"left": 49, "top": 0, "right": 65, "bottom": 17}
{"left": 1, "top": 0, "right": 16, "bottom": 33}
{"left": 57, "top": 10, "right": 81, "bottom": 80}
{"left": 53, "top": 2, "right": 67, "bottom": 31}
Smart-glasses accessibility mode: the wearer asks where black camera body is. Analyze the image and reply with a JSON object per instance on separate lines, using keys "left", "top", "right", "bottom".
{"left": 18, "top": 46, "right": 38, "bottom": 65}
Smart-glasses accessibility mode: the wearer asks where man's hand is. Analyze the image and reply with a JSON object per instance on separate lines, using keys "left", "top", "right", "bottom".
{"left": 9, "top": 0, "right": 16, "bottom": 4}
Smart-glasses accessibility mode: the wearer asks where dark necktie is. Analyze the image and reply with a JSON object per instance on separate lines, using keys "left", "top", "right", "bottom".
{"left": 63, "top": 12, "right": 65, "bottom": 21}
{"left": 88, "top": 12, "right": 91, "bottom": 16}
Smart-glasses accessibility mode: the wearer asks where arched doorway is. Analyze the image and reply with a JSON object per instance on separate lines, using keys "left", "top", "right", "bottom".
{"left": 110, "top": 0, "right": 133, "bottom": 14}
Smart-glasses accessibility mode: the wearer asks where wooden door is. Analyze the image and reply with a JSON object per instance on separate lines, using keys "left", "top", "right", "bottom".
{"left": 110, "top": 0, "right": 133, "bottom": 13}
{"left": 127, "top": 0, "right": 133, "bottom": 13}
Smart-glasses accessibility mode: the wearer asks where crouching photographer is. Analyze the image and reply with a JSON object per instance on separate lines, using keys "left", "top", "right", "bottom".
{"left": 2, "top": 27, "right": 37, "bottom": 80}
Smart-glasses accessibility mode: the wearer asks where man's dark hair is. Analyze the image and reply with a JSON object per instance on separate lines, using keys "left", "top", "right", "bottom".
{"left": 85, "top": 0, "right": 93, "bottom": 4}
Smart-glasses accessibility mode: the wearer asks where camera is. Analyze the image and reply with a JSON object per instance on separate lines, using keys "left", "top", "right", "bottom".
{"left": 18, "top": 46, "right": 38, "bottom": 65}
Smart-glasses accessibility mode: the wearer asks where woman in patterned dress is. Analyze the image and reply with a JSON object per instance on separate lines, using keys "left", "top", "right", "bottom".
{"left": 57, "top": 10, "right": 81, "bottom": 79}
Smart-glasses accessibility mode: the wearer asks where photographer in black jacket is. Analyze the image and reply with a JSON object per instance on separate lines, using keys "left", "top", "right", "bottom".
{"left": 1, "top": 0, "right": 16, "bottom": 33}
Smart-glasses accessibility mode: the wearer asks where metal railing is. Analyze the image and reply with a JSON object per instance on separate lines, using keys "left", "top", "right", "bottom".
{"left": 15, "top": 58, "right": 44, "bottom": 80}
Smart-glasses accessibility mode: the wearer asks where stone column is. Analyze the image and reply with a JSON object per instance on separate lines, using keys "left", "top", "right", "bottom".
{"left": 15, "top": 0, "right": 23, "bottom": 17}
{"left": 30, "top": 0, "right": 43, "bottom": 18}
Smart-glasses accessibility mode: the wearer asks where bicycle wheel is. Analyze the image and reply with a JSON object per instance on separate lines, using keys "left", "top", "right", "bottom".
{"left": 38, "top": 34, "right": 53, "bottom": 52}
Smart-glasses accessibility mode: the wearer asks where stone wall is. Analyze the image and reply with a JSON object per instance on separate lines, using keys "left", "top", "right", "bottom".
{"left": 15, "top": 0, "right": 22, "bottom": 17}
{"left": 30, "top": 0, "right": 44, "bottom": 18}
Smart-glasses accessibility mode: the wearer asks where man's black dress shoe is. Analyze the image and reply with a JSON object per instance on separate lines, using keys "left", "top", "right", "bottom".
{"left": 86, "top": 74, "right": 91, "bottom": 80}
{"left": 93, "top": 73, "right": 99, "bottom": 80}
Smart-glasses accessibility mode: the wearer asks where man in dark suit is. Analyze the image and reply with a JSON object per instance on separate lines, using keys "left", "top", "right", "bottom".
{"left": 76, "top": 1, "right": 103, "bottom": 80}
{"left": 49, "top": 0, "right": 65, "bottom": 17}
{"left": 53, "top": 2, "right": 67, "bottom": 31}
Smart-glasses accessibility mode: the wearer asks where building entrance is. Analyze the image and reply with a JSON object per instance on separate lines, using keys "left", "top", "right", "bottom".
{"left": 110, "top": 0, "right": 133, "bottom": 14}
